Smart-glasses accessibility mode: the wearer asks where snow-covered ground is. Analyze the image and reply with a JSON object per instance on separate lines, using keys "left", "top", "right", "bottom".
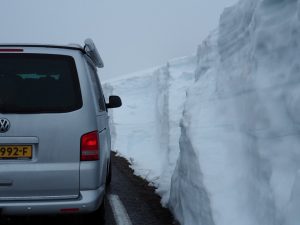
{"left": 104, "top": 0, "right": 300, "bottom": 224}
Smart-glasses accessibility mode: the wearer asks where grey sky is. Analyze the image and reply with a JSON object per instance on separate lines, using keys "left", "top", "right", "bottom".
{"left": 0, "top": 0, "right": 237, "bottom": 80}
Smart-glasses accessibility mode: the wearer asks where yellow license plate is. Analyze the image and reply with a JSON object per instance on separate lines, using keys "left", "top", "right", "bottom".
{"left": 0, "top": 145, "right": 32, "bottom": 159}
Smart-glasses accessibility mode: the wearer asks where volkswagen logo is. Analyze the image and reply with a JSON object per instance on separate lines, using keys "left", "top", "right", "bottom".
{"left": 0, "top": 118, "right": 10, "bottom": 133}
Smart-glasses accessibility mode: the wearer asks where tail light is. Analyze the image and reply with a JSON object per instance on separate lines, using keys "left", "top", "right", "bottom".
{"left": 80, "top": 131, "right": 99, "bottom": 161}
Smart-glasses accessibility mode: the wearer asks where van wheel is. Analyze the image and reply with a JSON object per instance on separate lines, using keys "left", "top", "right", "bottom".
{"left": 80, "top": 199, "right": 105, "bottom": 225}
{"left": 106, "top": 160, "right": 112, "bottom": 186}
{"left": 0, "top": 216, "right": 12, "bottom": 225}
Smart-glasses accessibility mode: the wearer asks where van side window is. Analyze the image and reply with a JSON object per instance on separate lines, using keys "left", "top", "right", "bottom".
{"left": 87, "top": 63, "right": 106, "bottom": 111}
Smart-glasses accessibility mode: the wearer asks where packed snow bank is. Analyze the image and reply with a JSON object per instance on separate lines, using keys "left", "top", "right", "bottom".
{"left": 103, "top": 56, "right": 197, "bottom": 205}
{"left": 104, "top": 0, "right": 300, "bottom": 224}
{"left": 170, "top": 0, "right": 300, "bottom": 225}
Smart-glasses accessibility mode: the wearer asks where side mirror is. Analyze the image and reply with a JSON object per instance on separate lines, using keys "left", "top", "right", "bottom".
{"left": 106, "top": 95, "right": 122, "bottom": 109}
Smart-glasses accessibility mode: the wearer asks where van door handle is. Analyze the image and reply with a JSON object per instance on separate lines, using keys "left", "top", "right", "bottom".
{"left": 0, "top": 180, "right": 13, "bottom": 186}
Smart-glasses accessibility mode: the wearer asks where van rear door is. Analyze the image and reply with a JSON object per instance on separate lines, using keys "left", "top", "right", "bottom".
{"left": 0, "top": 53, "right": 83, "bottom": 200}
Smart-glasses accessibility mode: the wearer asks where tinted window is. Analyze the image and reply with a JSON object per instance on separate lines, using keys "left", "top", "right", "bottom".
{"left": 0, "top": 54, "right": 82, "bottom": 113}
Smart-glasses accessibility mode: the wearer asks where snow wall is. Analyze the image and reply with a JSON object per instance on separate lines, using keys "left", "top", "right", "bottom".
{"left": 104, "top": 0, "right": 300, "bottom": 224}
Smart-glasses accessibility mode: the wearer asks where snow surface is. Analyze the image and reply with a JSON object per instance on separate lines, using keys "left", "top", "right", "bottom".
{"left": 104, "top": 0, "right": 300, "bottom": 224}
{"left": 103, "top": 56, "right": 197, "bottom": 206}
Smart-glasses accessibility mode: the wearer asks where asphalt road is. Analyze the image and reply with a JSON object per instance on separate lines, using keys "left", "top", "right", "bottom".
{"left": 0, "top": 153, "right": 177, "bottom": 225}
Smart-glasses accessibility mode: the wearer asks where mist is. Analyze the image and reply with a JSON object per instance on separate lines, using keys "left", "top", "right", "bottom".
{"left": 0, "top": 0, "right": 237, "bottom": 79}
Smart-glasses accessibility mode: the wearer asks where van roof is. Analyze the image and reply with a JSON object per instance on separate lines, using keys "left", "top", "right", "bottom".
{"left": 0, "top": 44, "right": 84, "bottom": 52}
{"left": 0, "top": 39, "right": 104, "bottom": 68}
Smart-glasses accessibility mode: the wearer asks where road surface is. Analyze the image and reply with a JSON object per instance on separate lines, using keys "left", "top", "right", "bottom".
{"left": 0, "top": 153, "right": 178, "bottom": 225}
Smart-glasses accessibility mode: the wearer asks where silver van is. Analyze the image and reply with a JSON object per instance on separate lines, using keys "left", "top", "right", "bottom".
{"left": 0, "top": 39, "right": 121, "bottom": 219}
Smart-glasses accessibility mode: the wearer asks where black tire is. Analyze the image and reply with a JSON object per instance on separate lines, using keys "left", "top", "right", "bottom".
{"left": 106, "top": 160, "right": 112, "bottom": 186}
{"left": 0, "top": 215, "right": 12, "bottom": 225}
{"left": 80, "top": 199, "right": 106, "bottom": 225}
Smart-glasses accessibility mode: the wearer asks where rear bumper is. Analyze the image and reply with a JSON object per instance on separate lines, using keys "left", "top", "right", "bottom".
{"left": 0, "top": 185, "right": 105, "bottom": 215}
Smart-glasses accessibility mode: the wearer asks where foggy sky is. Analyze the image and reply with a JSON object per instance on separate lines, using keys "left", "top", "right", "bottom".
{"left": 0, "top": 0, "right": 237, "bottom": 80}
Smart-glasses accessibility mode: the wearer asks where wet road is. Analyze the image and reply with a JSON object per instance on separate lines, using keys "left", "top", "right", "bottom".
{"left": 0, "top": 153, "right": 177, "bottom": 225}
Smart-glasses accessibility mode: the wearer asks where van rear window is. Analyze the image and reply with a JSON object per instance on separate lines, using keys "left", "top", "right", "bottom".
{"left": 0, "top": 54, "right": 82, "bottom": 113}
